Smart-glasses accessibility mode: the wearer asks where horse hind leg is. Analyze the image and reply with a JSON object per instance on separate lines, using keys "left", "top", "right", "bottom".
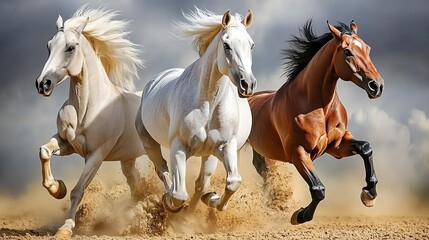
{"left": 121, "top": 158, "right": 141, "bottom": 201}
{"left": 135, "top": 115, "right": 172, "bottom": 191}
{"left": 252, "top": 149, "right": 268, "bottom": 179}
{"left": 39, "top": 134, "right": 74, "bottom": 199}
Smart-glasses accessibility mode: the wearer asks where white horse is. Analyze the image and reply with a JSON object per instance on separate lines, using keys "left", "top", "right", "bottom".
{"left": 35, "top": 7, "right": 144, "bottom": 237}
{"left": 135, "top": 8, "right": 256, "bottom": 213}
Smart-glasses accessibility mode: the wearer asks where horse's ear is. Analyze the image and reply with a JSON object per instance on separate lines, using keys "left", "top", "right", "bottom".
{"left": 222, "top": 10, "right": 231, "bottom": 28}
{"left": 242, "top": 9, "right": 253, "bottom": 28}
{"left": 327, "top": 21, "right": 341, "bottom": 40}
{"left": 56, "top": 15, "right": 64, "bottom": 32}
{"left": 76, "top": 17, "right": 89, "bottom": 36}
{"left": 350, "top": 20, "right": 358, "bottom": 34}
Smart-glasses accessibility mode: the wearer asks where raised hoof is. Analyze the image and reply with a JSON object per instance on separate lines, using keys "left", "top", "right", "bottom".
{"left": 201, "top": 192, "right": 220, "bottom": 208}
{"left": 290, "top": 207, "right": 305, "bottom": 225}
{"left": 361, "top": 189, "right": 376, "bottom": 207}
{"left": 161, "top": 193, "right": 184, "bottom": 213}
{"left": 51, "top": 180, "right": 67, "bottom": 199}
{"left": 55, "top": 228, "right": 73, "bottom": 237}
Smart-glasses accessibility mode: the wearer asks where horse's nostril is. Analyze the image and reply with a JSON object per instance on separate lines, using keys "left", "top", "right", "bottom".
{"left": 240, "top": 79, "right": 248, "bottom": 90}
{"left": 43, "top": 79, "right": 52, "bottom": 91}
{"left": 368, "top": 80, "right": 379, "bottom": 92}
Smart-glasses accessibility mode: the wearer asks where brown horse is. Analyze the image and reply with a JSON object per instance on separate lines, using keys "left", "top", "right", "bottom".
{"left": 248, "top": 20, "right": 384, "bottom": 225}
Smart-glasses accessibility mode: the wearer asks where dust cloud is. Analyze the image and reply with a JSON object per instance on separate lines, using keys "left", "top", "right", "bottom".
{"left": 0, "top": 145, "right": 427, "bottom": 237}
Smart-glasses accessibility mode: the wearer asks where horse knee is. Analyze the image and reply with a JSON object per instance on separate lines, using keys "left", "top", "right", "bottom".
{"left": 310, "top": 185, "right": 325, "bottom": 202}
{"left": 39, "top": 145, "right": 51, "bottom": 161}
{"left": 355, "top": 141, "right": 373, "bottom": 158}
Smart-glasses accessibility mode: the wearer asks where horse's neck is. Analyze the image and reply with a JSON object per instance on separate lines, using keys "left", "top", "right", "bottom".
{"left": 287, "top": 40, "right": 339, "bottom": 107}
{"left": 68, "top": 38, "right": 116, "bottom": 123}
{"left": 194, "top": 36, "right": 227, "bottom": 106}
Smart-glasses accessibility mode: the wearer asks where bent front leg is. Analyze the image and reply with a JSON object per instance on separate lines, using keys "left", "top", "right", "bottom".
{"left": 327, "top": 131, "right": 378, "bottom": 207}
{"left": 291, "top": 146, "right": 325, "bottom": 225}
{"left": 39, "top": 134, "right": 74, "bottom": 199}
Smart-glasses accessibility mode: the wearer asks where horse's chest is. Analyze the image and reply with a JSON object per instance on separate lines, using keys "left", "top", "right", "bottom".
{"left": 294, "top": 110, "right": 345, "bottom": 159}
{"left": 57, "top": 105, "right": 89, "bottom": 156}
{"left": 182, "top": 108, "right": 235, "bottom": 155}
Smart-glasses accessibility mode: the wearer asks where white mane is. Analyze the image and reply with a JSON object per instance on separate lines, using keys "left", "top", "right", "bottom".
{"left": 64, "top": 6, "right": 143, "bottom": 91}
{"left": 175, "top": 7, "right": 244, "bottom": 56}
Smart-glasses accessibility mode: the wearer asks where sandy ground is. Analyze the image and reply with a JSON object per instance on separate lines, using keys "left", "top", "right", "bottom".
{"left": 1, "top": 215, "right": 428, "bottom": 239}
{"left": 1, "top": 153, "right": 428, "bottom": 239}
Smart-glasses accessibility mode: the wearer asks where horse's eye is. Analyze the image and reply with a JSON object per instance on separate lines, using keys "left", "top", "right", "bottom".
{"left": 344, "top": 49, "right": 353, "bottom": 57}
{"left": 223, "top": 43, "right": 231, "bottom": 50}
{"left": 251, "top": 43, "right": 255, "bottom": 50}
{"left": 66, "top": 45, "right": 75, "bottom": 53}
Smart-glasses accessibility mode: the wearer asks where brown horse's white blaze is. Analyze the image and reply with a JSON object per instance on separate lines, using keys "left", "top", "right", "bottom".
{"left": 248, "top": 20, "right": 383, "bottom": 225}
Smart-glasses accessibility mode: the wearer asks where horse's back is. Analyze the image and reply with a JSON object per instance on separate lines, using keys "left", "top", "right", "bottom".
{"left": 142, "top": 68, "right": 184, "bottom": 99}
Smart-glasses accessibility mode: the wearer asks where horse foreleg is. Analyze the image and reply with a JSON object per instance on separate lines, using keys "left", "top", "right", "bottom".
{"left": 291, "top": 146, "right": 325, "bottom": 225}
{"left": 203, "top": 138, "right": 241, "bottom": 211}
{"left": 121, "top": 159, "right": 141, "bottom": 201}
{"left": 55, "top": 148, "right": 106, "bottom": 237}
{"left": 39, "top": 134, "right": 74, "bottom": 199}
{"left": 327, "top": 131, "right": 378, "bottom": 207}
{"left": 189, "top": 155, "right": 218, "bottom": 211}
{"left": 162, "top": 140, "right": 188, "bottom": 213}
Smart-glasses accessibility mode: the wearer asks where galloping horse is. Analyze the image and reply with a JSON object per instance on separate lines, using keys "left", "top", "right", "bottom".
{"left": 35, "top": 7, "right": 144, "bottom": 236}
{"left": 248, "top": 20, "right": 384, "bottom": 224}
{"left": 136, "top": 8, "right": 256, "bottom": 213}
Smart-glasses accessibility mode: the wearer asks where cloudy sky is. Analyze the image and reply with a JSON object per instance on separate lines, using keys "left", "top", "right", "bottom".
{"left": 0, "top": 0, "right": 428, "bottom": 212}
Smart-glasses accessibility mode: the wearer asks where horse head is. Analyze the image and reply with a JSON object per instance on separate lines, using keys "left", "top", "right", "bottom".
{"left": 217, "top": 10, "right": 256, "bottom": 98}
{"left": 328, "top": 21, "right": 384, "bottom": 99}
{"left": 35, "top": 16, "right": 88, "bottom": 96}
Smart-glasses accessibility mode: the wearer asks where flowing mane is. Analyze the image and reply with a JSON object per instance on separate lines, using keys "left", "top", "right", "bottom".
{"left": 175, "top": 7, "right": 244, "bottom": 56}
{"left": 283, "top": 20, "right": 351, "bottom": 81}
{"left": 64, "top": 6, "right": 142, "bottom": 91}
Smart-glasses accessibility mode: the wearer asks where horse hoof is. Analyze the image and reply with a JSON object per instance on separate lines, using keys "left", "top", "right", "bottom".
{"left": 361, "top": 189, "right": 376, "bottom": 207}
{"left": 51, "top": 180, "right": 67, "bottom": 199}
{"left": 162, "top": 193, "right": 184, "bottom": 213}
{"left": 290, "top": 207, "right": 305, "bottom": 225}
{"left": 201, "top": 192, "right": 220, "bottom": 208}
{"left": 55, "top": 228, "right": 72, "bottom": 237}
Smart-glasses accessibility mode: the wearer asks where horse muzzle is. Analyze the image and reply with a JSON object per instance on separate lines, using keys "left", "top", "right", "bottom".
{"left": 36, "top": 76, "right": 54, "bottom": 97}
{"left": 365, "top": 78, "right": 384, "bottom": 99}
{"left": 237, "top": 74, "right": 256, "bottom": 98}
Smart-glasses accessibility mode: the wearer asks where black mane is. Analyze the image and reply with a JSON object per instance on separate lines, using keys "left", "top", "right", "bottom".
{"left": 283, "top": 20, "right": 351, "bottom": 81}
